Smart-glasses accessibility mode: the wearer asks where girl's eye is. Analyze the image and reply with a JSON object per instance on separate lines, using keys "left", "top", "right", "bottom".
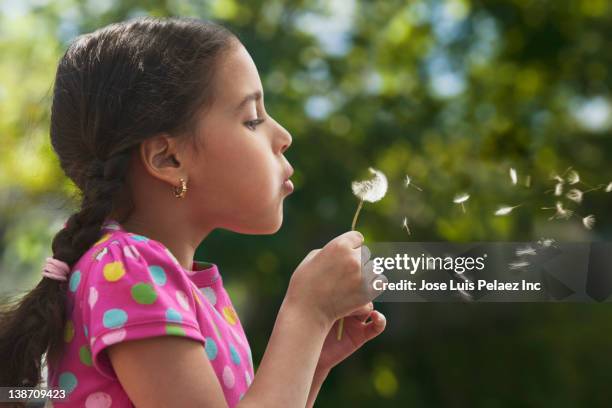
{"left": 244, "top": 118, "right": 265, "bottom": 131}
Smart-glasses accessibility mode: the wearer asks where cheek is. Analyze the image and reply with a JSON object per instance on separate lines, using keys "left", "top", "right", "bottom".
{"left": 201, "top": 133, "right": 277, "bottom": 203}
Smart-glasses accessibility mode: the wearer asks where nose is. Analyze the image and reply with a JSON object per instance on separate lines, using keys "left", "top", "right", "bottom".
{"left": 274, "top": 119, "right": 292, "bottom": 154}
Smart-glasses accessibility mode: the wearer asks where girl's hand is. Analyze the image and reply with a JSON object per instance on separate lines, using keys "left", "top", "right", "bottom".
{"left": 317, "top": 302, "right": 386, "bottom": 372}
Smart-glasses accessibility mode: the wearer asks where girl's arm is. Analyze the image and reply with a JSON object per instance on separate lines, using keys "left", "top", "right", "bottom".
{"left": 306, "top": 365, "right": 330, "bottom": 408}
{"left": 108, "top": 296, "right": 332, "bottom": 408}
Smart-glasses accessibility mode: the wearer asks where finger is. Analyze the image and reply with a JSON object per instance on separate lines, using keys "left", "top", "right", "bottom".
{"left": 360, "top": 245, "right": 371, "bottom": 266}
{"left": 340, "top": 230, "right": 364, "bottom": 249}
{"left": 363, "top": 311, "right": 386, "bottom": 340}
{"left": 348, "top": 302, "right": 373, "bottom": 321}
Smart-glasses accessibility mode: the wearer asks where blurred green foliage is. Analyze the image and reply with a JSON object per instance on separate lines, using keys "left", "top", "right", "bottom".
{"left": 1, "top": 0, "right": 612, "bottom": 406}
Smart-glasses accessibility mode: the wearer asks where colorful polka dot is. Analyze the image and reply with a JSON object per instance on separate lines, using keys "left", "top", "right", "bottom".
{"left": 103, "top": 261, "right": 125, "bottom": 282}
{"left": 176, "top": 290, "right": 190, "bottom": 311}
{"left": 88, "top": 287, "right": 98, "bottom": 309}
{"left": 222, "top": 365, "right": 235, "bottom": 389}
{"left": 130, "top": 234, "right": 149, "bottom": 242}
{"left": 204, "top": 337, "right": 218, "bottom": 360}
{"left": 166, "top": 324, "right": 186, "bottom": 336}
{"left": 94, "top": 233, "right": 111, "bottom": 247}
{"left": 102, "top": 308, "right": 128, "bottom": 329}
{"left": 64, "top": 320, "right": 74, "bottom": 343}
{"left": 131, "top": 282, "right": 157, "bottom": 304}
{"left": 85, "top": 391, "right": 112, "bottom": 408}
{"left": 94, "top": 246, "right": 108, "bottom": 262}
{"left": 229, "top": 343, "right": 241, "bottom": 365}
{"left": 192, "top": 286, "right": 203, "bottom": 306}
{"left": 222, "top": 306, "right": 238, "bottom": 325}
{"left": 79, "top": 345, "right": 92, "bottom": 366}
{"left": 69, "top": 270, "right": 81, "bottom": 292}
{"left": 166, "top": 308, "right": 182, "bottom": 323}
{"left": 149, "top": 266, "right": 167, "bottom": 286}
{"left": 101, "top": 329, "right": 126, "bottom": 345}
{"left": 58, "top": 371, "right": 77, "bottom": 393}
{"left": 123, "top": 245, "right": 140, "bottom": 259}
{"left": 200, "top": 287, "right": 217, "bottom": 305}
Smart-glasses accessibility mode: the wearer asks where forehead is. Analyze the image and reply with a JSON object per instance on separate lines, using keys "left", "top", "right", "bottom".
{"left": 213, "top": 42, "right": 262, "bottom": 107}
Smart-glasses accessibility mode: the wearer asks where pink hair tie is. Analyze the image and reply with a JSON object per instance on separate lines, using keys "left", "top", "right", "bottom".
{"left": 42, "top": 257, "right": 70, "bottom": 282}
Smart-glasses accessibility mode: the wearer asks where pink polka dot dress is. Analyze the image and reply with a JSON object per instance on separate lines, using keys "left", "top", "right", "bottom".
{"left": 46, "top": 219, "right": 255, "bottom": 407}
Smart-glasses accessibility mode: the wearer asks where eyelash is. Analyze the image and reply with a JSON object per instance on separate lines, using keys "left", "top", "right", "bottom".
{"left": 244, "top": 118, "right": 265, "bottom": 131}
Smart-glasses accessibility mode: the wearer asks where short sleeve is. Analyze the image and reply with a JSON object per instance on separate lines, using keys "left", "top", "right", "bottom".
{"left": 81, "top": 234, "right": 205, "bottom": 379}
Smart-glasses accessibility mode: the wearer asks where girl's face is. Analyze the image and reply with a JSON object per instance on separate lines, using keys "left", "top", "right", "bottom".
{"left": 185, "top": 41, "right": 294, "bottom": 235}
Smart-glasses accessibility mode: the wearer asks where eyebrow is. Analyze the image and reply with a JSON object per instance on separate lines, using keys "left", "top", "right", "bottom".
{"left": 234, "top": 90, "right": 262, "bottom": 113}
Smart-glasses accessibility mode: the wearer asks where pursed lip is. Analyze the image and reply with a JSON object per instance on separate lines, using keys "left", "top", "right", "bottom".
{"left": 283, "top": 166, "right": 294, "bottom": 183}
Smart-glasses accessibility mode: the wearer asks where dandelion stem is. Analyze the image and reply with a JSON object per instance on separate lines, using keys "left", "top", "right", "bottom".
{"left": 351, "top": 200, "right": 364, "bottom": 231}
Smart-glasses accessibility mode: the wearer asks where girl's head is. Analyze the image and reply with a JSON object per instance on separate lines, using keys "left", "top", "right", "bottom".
{"left": 0, "top": 15, "right": 291, "bottom": 388}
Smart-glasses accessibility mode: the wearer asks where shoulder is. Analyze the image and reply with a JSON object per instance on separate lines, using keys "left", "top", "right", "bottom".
{"left": 80, "top": 230, "right": 189, "bottom": 294}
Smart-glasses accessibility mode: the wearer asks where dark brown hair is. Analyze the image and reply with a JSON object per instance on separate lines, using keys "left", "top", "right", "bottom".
{"left": 0, "top": 16, "right": 237, "bottom": 389}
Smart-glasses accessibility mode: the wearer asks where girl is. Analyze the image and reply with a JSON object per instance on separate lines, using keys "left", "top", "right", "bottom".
{"left": 0, "top": 16, "right": 387, "bottom": 407}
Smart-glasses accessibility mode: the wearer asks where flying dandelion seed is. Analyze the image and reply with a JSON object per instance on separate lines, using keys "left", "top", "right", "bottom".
{"left": 554, "top": 183, "right": 564, "bottom": 196}
{"left": 567, "top": 170, "right": 580, "bottom": 185}
{"left": 402, "top": 216, "right": 411, "bottom": 235}
{"left": 516, "top": 246, "right": 537, "bottom": 256}
{"left": 340, "top": 167, "right": 388, "bottom": 342}
{"left": 583, "top": 215, "right": 596, "bottom": 230}
{"left": 404, "top": 175, "right": 423, "bottom": 191}
{"left": 494, "top": 204, "right": 521, "bottom": 216}
{"left": 510, "top": 168, "right": 518, "bottom": 185}
{"left": 606, "top": 182, "right": 612, "bottom": 193}
{"left": 566, "top": 189, "right": 583, "bottom": 203}
{"left": 509, "top": 260, "right": 530, "bottom": 270}
{"left": 525, "top": 175, "right": 531, "bottom": 188}
{"left": 543, "top": 201, "right": 573, "bottom": 221}
{"left": 552, "top": 173, "right": 564, "bottom": 183}
{"left": 537, "top": 238, "right": 556, "bottom": 248}
{"left": 453, "top": 193, "right": 470, "bottom": 213}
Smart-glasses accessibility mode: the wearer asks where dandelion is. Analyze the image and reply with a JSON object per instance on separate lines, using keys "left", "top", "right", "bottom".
{"left": 566, "top": 169, "right": 580, "bottom": 185}
{"left": 606, "top": 182, "right": 612, "bottom": 193}
{"left": 453, "top": 193, "right": 470, "bottom": 213}
{"left": 566, "top": 188, "right": 583, "bottom": 203}
{"left": 340, "top": 167, "right": 388, "bottom": 341}
{"left": 402, "top": 216, "right": 411, "bottom": 235}
{"left": 582, "top": 215, "right": 596, "bottom": 230}
{"left": 554, "top": 183, "right": 563, "bottom": 196}
{"left": 494, "top": 204, "right": 521, "bottom": 216}
{"left": 404, "top": 175, "right": 422, "bottom": 191}
{"left": 510, "top": 168, "right": 518, "bottom": 185}
{"left": 350, "top": 167, "right": 388, "bottom": 230}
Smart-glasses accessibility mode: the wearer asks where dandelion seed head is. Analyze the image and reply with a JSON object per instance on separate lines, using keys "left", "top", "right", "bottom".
{"left": 351, "top": 167, "right": 388, "bottom": 203}
{"left": 453, "top": 193, "right": 470, "bottom": 204}
{"left": 567, "top": 170, "right": 580, "bottom": 185}
{"left": 510, "top": 168, "right": 518, "bottom": 185}
{"left": 566, "top": 188, "right": 583, "bottom": 203}
{"left": 583, "top": 215, "right": 596, "bottom": 230}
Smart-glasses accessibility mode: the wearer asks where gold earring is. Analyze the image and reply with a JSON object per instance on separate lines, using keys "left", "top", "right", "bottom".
{"left": 173, "top": 178, "right": 187, "bottom": 198}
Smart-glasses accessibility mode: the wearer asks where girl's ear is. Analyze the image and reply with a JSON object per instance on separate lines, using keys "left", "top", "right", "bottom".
{"left": 139, "top": 133, "right": 187, "bottom": 184}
